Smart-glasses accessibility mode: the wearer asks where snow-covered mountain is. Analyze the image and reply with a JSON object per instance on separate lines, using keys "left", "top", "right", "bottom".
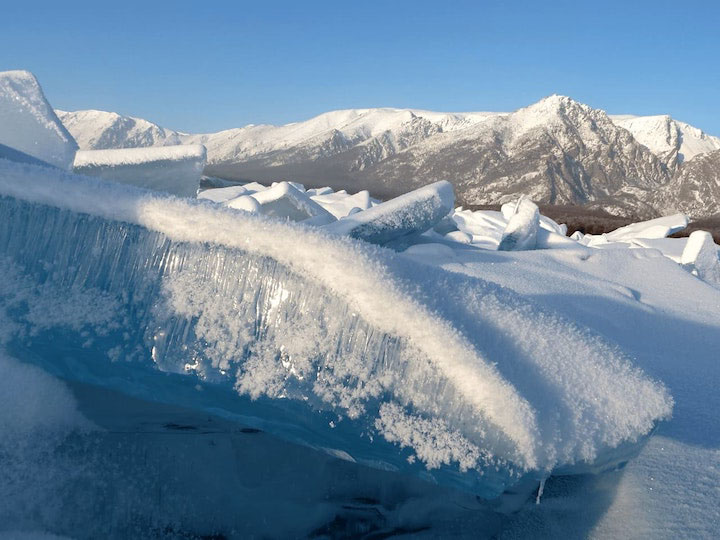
{"left": 56, "top": 109, "right": 184, "bottom": 149}
{"left": 355, "top": 96, "right": 669, "bottom": 216}
{"left": 57, "top": 99, "right": 720, "bottom": 218}
{"left": 653, "top": 149, "right": 720, "bottom": 217}
{"left": 611, "top": 114, "right": 720, "bottom": 170}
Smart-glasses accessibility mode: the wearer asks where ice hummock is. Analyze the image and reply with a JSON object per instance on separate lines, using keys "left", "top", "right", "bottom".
{"left": 247, "top": 181, "right": 336, "bottom": 224}
{"left": 681, "top": 231, "right": 720, "bottom": 288}
{"left": 324, "top": 180, "right": 455, "bottom": 245}
{"left": 498, "top": 196, "right": 540, "bottom": 251}
{"left": 0, "top": 159, "right": 671, "bottom": 501}
{"left": 577, "top": 213, "right": 689, "bottom": 247}
{"left": 0, "top": 70, "right": 78, "bottom": 170}
{"left": 73, "top": 145, "right": 207, "bottom": 198}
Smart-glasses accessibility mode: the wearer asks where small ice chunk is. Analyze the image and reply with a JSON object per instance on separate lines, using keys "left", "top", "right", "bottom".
{"left": 323, "top": 181, "right": 455, "bottom": 245}
{"left": 73, "top": 145, "right": 207, "bottom": 198}
{"left": 306, "top": 186, "right": 334, "bottom": 196}
{"left": 198, "top": 185, "right": 249, "bottom": 203}
{"left": 238, "top": 181, "right": 268, "bottom": 194}
{"left": 605, "top": 214, "right": 689, "bottom": 242}
{"left": 681, "top": 231, "right": 720, "bottom": 287}
{"left": 498, "top": 197, "right": 540, "bottom": 251}
{"left": 452, "top": 209, "right": 507, "bottom": 247}
{"left": 0, "top": 70, "right": 78, "bottom": 170}
{"left": 502, "top": 200, "right": 566, "bottom": 236}
{"left": 249, "top": 181, "right": 335, "bottom": 223}
{"left": 224, "top": 195, "right": 262, "bottom": 213}
{"left": 310, "top": 189, "right": 373, "bottom": 219}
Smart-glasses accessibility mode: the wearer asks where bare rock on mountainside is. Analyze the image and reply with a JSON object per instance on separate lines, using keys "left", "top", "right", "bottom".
{"left": 360, "top": 96, "right": 670, "bottom": 216}
{"left": 612, "top": 114, "right": 720, "bottom": 173}
{"left": 654, "top": 149, "right": 720, "bottom": 218}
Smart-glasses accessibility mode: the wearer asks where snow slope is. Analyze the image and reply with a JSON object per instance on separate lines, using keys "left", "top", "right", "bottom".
{"left": 431, "top": 246, "right": 720, "bottom": 539}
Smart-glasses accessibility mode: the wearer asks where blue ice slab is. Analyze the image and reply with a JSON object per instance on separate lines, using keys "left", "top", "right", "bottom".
{"left": 324, "top": 180, "right": 454, "bottom": 245}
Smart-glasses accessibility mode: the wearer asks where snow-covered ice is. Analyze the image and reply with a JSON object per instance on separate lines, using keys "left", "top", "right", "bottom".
{"left": 72, "top": 145, "right": 207, "bottom": 198}
{"left": 498, "top": 196, "right": 540, "bottom": 251}
{"left": 0, "top": 70, "right": 78, "bottom": 170}
{"left": 681, "top": 230, "right": 720, "bottom": 288}
{"left": 246, "top": 181, "right": 336, "bottom": 223}
{"left": 0, "top": 158, "right": 672, "bottom": 485}
{"left": 324, "top": 180, "right": 455, "bottom": 245}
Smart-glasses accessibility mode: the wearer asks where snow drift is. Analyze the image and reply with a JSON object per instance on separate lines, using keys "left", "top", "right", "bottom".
{"left": 0, "top": 158, "right": 672, "bottom": 500}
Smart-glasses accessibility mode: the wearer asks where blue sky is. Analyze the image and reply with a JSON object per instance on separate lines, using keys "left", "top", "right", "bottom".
{"left": 2, "top": 0, "right": 718, "bottom": 134}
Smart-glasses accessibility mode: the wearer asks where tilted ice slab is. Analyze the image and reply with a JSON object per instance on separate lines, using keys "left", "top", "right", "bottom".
{"left": 681, "top": 231, "right": 720, "bottom": 288}
{"left": 603, "top": 213, "right": 688, "bottom": 242}
{"left": 0, "top": 70, "right": 78, "bottom": 170}
{"left": 498, "top": 197, "right": 540, "bottom": 251}
{"left": 245, "top": 181, "right": 336, "bottom": 224}
{"left": 73, "top": 144, "right": 207, "bottom": 198}
{"left": 0, "top": 160, "right": 671, "bottom": 498}
{"left": 324, "top": 180, "right": 455, "bottom": 245}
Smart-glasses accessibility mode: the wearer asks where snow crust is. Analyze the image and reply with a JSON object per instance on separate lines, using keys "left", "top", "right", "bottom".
{"left": 72, "top": 145, "right": 207, "bottom": 198}
{"left": 0, "top": 70, "right": 78, "bottom": 170}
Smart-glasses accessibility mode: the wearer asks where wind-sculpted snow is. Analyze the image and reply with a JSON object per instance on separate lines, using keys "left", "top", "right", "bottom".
{"left": 0, "top": 160, "right": 671, "bottom": 498}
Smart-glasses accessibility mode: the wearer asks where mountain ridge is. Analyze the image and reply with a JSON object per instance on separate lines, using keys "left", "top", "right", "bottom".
{"left": 57, "top": 97, "right": 720, "bottom": 218}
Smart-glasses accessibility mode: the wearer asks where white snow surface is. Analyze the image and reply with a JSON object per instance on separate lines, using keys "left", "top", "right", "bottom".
{"left": 433, "top": 246, "right": 720, "bottom": 539}
{"left": 0, "top": 159, "right": 672, "bottom": 475}
{"left": 0, "top": 71, "right": 78, "bottom": 170}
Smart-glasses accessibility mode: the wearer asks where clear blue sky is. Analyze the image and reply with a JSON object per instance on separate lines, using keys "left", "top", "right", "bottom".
{"left": 2, "top": 0, "right": 718, "bottom": 134}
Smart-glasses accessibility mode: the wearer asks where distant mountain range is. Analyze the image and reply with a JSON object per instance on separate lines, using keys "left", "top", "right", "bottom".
{"left": 57, "top": 97, "right": 720, "bottom": 218}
